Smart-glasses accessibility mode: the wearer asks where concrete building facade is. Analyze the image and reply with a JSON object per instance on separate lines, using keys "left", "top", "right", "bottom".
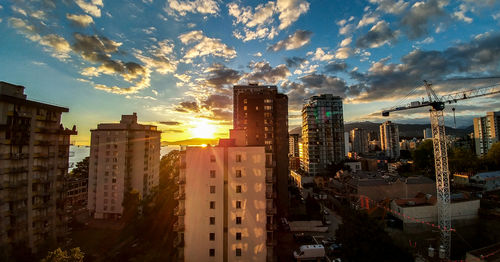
{"left": 0, "top": 81, "right": 76, "bottom": 251}
{"left": 473, "top": 111, "right": 500, "bottom": 156}
{"left": 301, "top": 95, "right": 345, "bottom": 176}
{"left": 350, "top": 128, "right": 368, "bottom": 155}
{"left": 175, "top": 137, "right": 274, "bottom": 261}
{"left": 380, "top": 121, "right": 400, "bottom": 159}
{"left": 233, "top": 84, "right": 288, "bottom": 217}
{"left": 87, "top": 113, "right": 160, "bottom": 219}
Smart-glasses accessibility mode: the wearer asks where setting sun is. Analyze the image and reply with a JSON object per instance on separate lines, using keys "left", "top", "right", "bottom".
{"left": 190, "top": 120, "right": 217, "bottom": 139}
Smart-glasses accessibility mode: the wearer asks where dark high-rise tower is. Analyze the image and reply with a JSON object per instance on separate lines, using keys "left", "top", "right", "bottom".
{"left": 233, "top": 84, "right": 289, "bottom": 217}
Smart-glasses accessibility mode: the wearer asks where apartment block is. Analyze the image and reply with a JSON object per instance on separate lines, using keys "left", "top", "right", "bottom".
{"left": 87, "top": 113, "right": 160, "bottom": 219}
{"left": 473, "top": 111, "right": 500, "bottom": 156}
{"left": 0, "top": 81, "right": 76, "bottom": 251}
{"left": 174, "top": 136, "right": 274, "bottom": 261}
{"left": 350, "top": 128, "right": 368, "bottom": 155}
{"left": 380, "top": 121, "right": 400, "bottom": 159}
{"left": 232, "top": 84, "right": 288, "bottom": 217}
{"left": 301, "top": 94, "right": 345, "bottom": 176}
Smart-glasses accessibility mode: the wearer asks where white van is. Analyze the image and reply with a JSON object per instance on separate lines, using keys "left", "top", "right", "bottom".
{"left": 293, "top": 244, "right": 325, "bottom": 261}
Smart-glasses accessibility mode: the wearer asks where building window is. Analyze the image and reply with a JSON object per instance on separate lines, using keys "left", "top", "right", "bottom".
{"left": 236, "top": 217, "right": 242, "bottom": 224}
{"left": 210, "top": 217, "right": 215, "bottom": 225}
{"left": 243, "top": 106, "right": 247, "bottom": 111}
{"left": 236, "top": 248, "right": 242, "bottom": 256}
{"left": 210, "top": 186, "right": 215, "bottom": 194}
{"left": 236, "top": 232, "right": 242, "bottom": 240}
{"left": 264, "top": 99, "right": 272, "bottom": 104}
{"left": 264, "top": 112, "right": 271, "bottom": 118}
{"left": 236, "top": 154, "right": 241, "bottom": 162}
{"left": 210, "top": 155, "right": 216, "bottom": 162}
{"left": 236, "top": 201, "right": 241, "bottom": 209}
{"left": 244, "top": 99, "right": 247, "bottom": 104}
{"left": 236, "top": 185, "right": 242, "bottom": 193}
{"left": 255, "top": 106, "right": 259, "bottom": 111}
{"left": 235, "top": 170, "right": 242, "bottom": 177}
{"left": 209, "top": 249, "right": 215, "bottom": 257}
{"left": 209, "top": 233, "right": 215, "bottom": 241}
{"left": 264, "top": 105, "right": 272, "bottom": 111}
{"left": 210, "top": 201, "right": 215, "bottom": 209}
{"left": 210, "top": 170, "right": 216, "bottom": 178}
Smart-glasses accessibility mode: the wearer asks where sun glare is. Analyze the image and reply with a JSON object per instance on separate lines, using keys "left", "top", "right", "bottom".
{"left": 190, "top": 120, "right": 216, "bottom": 139}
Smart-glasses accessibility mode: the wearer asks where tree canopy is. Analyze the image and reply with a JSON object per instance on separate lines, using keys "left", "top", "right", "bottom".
{"left": 41, "top": 248, "right": 84, "bottom": 262}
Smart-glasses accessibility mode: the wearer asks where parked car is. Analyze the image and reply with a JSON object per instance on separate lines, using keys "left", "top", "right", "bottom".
{"left": 293, "top": 245, "right": 325, "bottom": 261}
{"left": 326, "top": 243, "right": 342, "bottom": 256}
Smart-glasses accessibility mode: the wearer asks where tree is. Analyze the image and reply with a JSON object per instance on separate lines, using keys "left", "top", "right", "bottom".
{"left": 411, "top": 139, "right": 434, "bottom": 178}
{"left": 70, "top": 157, "right": 89, "bottom": 178}
{"left": 448, "top": 147, "right": 479, "bottom": 174}
{"left": 486, "top": 142, "right": 500, "bottom": 168}
{"left": 41, "top": 248, "right": 84, "bottom": 262}
{"left": 122, "top": 189, "right": 141, "bottom": 223}
{"left": 335, "top": 208, "right": 412, "bottom": 262}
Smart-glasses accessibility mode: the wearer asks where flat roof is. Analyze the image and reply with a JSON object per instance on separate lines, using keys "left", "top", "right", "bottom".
{"left": 0, "top": 94, "right": 69, "bottom": 112}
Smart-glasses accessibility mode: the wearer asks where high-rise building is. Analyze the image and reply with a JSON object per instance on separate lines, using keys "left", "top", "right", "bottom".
{"left": 87, "top": 113, "right": 160, "bottom": 219}
{"left": 474, "top": 111, "right": 500, "bottom": 156}
{"left": 301, "top": 94, "right": 345, "bottom": 175}
{"left": 423, "top": 128, "right": 432, "bottom": 139}
{"left": 350, "top": 128, "right": 368, "bottom": 155}
{"left": 232, "top": 84, "right": 288, "bottom": 217}
{"left": 289, "top": 133, "right": 300, "bottom": 157}
{"left": 174, "top": 132, "right": 274, "bottom": 261}
{"left": 0, "top": 81, "right": 76, "bottom": 251}
{"left": 380, "top": 121, "right": 400, "bottom": 159}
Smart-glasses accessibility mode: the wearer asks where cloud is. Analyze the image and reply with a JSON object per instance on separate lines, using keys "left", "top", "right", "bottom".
{"left": 324, "top": 61, "right": 348, "bottom": 72}
{"left": 75, "top": 0, "right": 104, "bottom": 17}
{"left": 159, "top": 121, "right": 181, "bottom": 125}
{"left": 357, "top": 13, "right": 379, "bottom": 28}
{"left": 356, "top": 21, "right": 398, "bottom": 48}
{"left": 202, "top": 94, "right": 232, "bottom": 109}
{"left": 453, "top": 4, "right": 473, "bottom": 23}
{"left": 340, "top": 37, "right": 352, "bottom": 47}
{"left": 203, "top": 63, "right": 242, "bottom": 88}
{"left": 163, "top": 128, "right": 184, "bottom": 133}
{"left": 254, "top": 52, "right": 263, "bottom": 57}
{"left": 165, "top": 0, "right": 219, "bottom": 16}
{"left": 310, "top": 47, "right": 335, "bottom": 61}
{"left": 134, "top": 39, "right": 177, "bottom": 74}
{"left": 245, "top": 62, "right": 290, "bottom": 84}
{"left": 276, "top": 0, "right": 310, "bottom": 30}
{"left": 66, "top": 14, "right": 94, "bottom": 27}
{"left": 401, "top": 0, "right": 448, "bottom": 39}
{"left": 335, "top": 47, "right": 352, "bottom": 59}
{"left": 369, "top": 0, "right": 409, "bottom": 14}
{"left": 179, "top": 30, "right": 237, "bottom": 60}
{"left": 350, "top": 32, "right": 500, "bottom": 102}
{"left": 175, "top": 101, "right": 200, "bottom": 113}
{"left": 339, "top": 23, "right": 355, "bottom": 35}
{"left": 268, "top": 30, "right": 312, "bottom": 51}
{"left": 8, "top": 18, "right": 71, "bottom": 60}
{"left": 285, "top": 56, "right": 306, "bottom": 67}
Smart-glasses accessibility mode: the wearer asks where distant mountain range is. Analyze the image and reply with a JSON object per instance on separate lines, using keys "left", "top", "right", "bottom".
{"left": 162, "top": 138, "right": 219, "bottom": 146}
{"left": 289, "top": 121, "right": 473, "bottom": 138}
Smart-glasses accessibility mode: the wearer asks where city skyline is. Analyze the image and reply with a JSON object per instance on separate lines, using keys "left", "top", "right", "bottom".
{"left": 1, "top": 0, "right": 500, "bottom": 145}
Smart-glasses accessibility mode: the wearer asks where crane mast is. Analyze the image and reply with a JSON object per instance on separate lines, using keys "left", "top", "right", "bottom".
{"left": 381, "top": 79, "right": 500, "bottom": 260}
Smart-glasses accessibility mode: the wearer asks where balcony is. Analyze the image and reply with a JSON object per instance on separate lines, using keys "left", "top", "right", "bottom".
{"left": 173, "top": 235, "right": 184, "bottom": 247}
{"left": 266, "top": 191, "right": 277, "bottom": 199}
{"left": 174, "top": 191, "right": 185, "bottom": 200}
{"left": 174, "top": 206, "right": 185, "bottom": 216}
{"left": 266, "top": 206, "right": 277, "bottom": 215}
{"left": 266, "top": 223, "right": 277, "bottom": 231}
{"left": 5, "top": 167, "right": 28, "bottom": 174}
{"left": 177, "top": 173, "right": 186, "bottom": 184}
{"left": 173, "top": 221, "right": 185, "bottom": 231}
{"left": 3, "top": 179, "right": 28, "bottom": 188}
{"left": 265, "top": 174, "right": 276, "bottom": 183}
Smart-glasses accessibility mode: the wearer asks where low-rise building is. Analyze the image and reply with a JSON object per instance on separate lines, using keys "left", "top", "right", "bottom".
{"left": 469, "top": 171, "right": 500, "bottom": 191}
{"left": 348, "top": 175, "right": 435, "bottom": 201}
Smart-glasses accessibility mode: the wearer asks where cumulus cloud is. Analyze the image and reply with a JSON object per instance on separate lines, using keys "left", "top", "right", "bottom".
{"left": 401, "top": 0, "right": 448, "bottom": 39}
{"left": 165, "top": 0, "right": 219, "bottom": 16}
{"left": 357, "top": 13, "right": 379, "bottom": 28}
{"left": 276, "top": 0, "right": 310, "bottom": 30}
{"left": 203, "top": 63, "right": 242, "bottom": 88}
{"left": 285, "top": 56, "right": 306, "bottom": 67}
{"left": 245, "top": 61, "right": 290, "bottom": 84}
{"left": 175, "top": 101, "right": 200, "bottom": 113}
{"left": 134, "top": 39, "right": 177, "bottom": 74}
{"left": 453, "top": 4, "right": 473, "bottom": 23}
{"left": 369, "top": 0, "right": 409, "bottom": 14}
{"left": 310, "top": 47, "right": 334, "bottom": 61}
{"left": 340, "top": 37, "right": 352, "bottom": 47}
{"left": 8, "top": 18, "right": 71, "bottom": 60}
{"left": 268, "top": 30, "right": 312, "bottom": 51}
{"left": 335, "top": 47, "right": 352, "bottom": 59}
{"left": 75, "top": 0, "right": 103, "bottom": 17}
{"left": 179, "top": 30, "right": 237, "bottom": 60}
{"left": 66, "top": 13, "right": 94, "bottom": 27}
{"left": 202, "top": 94, "right": 232, "bottom": 109}
{"left": 351, "top": 32, "right": 500, "bottom": 102}
{"left": 356, "top": 21, "right": 398, "bottom": 48}
{"left": 324, "top": 61, "right": 348, "bottom": 72}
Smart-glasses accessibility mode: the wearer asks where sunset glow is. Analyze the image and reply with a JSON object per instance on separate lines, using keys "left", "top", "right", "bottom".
{"left": 190, "top": 120, "right": 217, "bottom": 139}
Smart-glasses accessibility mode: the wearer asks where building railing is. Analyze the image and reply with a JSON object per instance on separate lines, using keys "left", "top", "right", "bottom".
{"left": 173, "top": 221, "right": 185, "bottom": 231}
{"left": 266, "top": 206, "right": 277, "bottom": 215}
{"left": 174, "top": 206, "right": 185, "bottom": 216}
{"left": 174, "top": 191, "right": 185, "bottom": 200}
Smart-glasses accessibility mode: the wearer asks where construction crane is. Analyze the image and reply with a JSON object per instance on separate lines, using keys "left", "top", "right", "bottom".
{"left": 381, "top": 79, "right": 500, "bottom": 259}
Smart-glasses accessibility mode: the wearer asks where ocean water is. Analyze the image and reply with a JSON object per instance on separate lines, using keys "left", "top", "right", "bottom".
{"left": 68, "top": 145, "right": 180, "bottom": 171}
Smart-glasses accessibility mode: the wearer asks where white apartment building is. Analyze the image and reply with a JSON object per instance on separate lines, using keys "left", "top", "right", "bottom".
{"left": 473, "top": 111, "right": 500, "bottom": 156}
{"left": 380, "top": 121, "right": 400, "bottom": 159}
{"left": 87, "top": 113, "right": 160, "bottom": 219}
{"left": 174, "top": 137, "right": 275, "bottom": 261}
{"left": 0, "top": 81, "right": 76, "bottom": 251}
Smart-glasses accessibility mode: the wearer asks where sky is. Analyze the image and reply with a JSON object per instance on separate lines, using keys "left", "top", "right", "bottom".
{"left": 1, "top": 0, "right": 500, "bottom": 145}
